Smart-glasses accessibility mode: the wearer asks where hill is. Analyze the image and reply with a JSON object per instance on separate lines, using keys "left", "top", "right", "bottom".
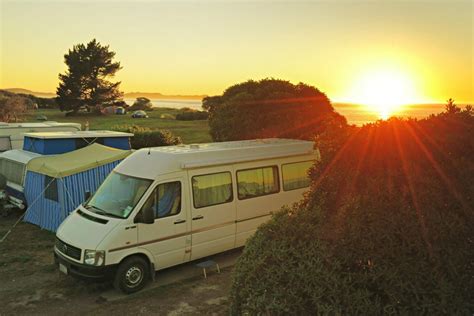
{"left": 2, "top": 88, "right": 206, "bottom": 101}
{"left": 3, "top": 88, "right": 55, "bottom": 98}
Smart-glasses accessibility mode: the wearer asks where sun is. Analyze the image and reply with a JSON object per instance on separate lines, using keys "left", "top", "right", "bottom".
{"left": 348, "top": 68, "right": 419, "bottom": 119}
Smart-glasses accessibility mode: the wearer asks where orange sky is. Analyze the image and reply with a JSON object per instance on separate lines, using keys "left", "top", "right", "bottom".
{"left": 0, "top": 0, "right": 472, "bottom": 103}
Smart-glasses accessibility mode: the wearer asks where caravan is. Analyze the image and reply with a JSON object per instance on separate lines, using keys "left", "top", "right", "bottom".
{"left": 54, "top": 139, "right": 319, "bottom": 293}
{"left": 0, "top": 122, "right": 81, "bottom": 151}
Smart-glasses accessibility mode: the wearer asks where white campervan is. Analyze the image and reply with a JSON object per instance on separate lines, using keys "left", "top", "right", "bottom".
{"left": 54, "top": 139, "right": 319, "bottom": 293}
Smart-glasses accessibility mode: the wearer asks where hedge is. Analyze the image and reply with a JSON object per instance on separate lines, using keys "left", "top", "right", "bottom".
{"left": 175, "top": 110, "right": 208, "bottom": 121}
{"left": 230, "top": 107, "right": 474, "bottom": 314}
{"left": 111, "top": 125, "right": 181, "bottom": 149}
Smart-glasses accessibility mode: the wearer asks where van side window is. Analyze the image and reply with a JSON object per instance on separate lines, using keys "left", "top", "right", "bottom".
{"left": 192, "top": 172, "right": 233, "bottom": 208}
{"left": 142, "top": 181, "right": 181, "bottom": 218}
{"left": 282, "top": 161, "right": 313, "bottom": 191}
{"left": 237, "top": 166, "right": 279, "bottom": 200}
{"left": 44, "top": 175, "right": 59, "bottom": 202}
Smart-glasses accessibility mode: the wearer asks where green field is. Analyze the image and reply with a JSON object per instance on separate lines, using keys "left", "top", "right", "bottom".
{"left": 23, "top": 108, "right": 212, "bottom": 144}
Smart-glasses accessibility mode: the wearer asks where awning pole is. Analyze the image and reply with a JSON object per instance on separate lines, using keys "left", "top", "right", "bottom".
{"left": 0, "top": 176, "right": 56, "bottom": 243}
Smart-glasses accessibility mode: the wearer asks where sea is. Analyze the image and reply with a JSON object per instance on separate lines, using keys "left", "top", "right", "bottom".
{"left": 125, "top": 99, "right": 448, "bottom": 126}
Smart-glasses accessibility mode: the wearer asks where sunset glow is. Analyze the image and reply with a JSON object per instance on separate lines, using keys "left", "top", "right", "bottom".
{"left": 0, "top": 1, "right": 472, "bottom": 108}
{"left": 348, "top": 68, "right": 421, "bottom": 119}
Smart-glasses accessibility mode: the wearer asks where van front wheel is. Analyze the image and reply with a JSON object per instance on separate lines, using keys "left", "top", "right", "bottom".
{"left": 113, "top": 256, "right": 149, "bottom": 294}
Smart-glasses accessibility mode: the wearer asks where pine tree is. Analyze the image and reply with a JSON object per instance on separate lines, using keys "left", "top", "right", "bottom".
{"left": 56, "top": 39, "right": 123, "bottom": 113}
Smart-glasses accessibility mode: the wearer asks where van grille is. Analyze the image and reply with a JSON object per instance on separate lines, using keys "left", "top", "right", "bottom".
{"left": 55, "top": 237, "right": 81, "bottom": 260}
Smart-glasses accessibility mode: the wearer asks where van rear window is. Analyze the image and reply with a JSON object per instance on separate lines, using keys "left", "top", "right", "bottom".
{"left": 282, "top": 161, "right": 313, "bottom": 191}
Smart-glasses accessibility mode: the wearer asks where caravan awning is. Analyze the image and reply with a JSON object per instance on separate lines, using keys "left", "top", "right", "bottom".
{"left": 27, "top": 143, "right": 131, "bottom": 178}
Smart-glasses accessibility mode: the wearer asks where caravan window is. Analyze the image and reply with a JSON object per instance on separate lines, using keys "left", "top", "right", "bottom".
{"left": 0, "top": 159, "right": 25, "bottom": 186}
{"left": 0, "top": 137, "right": 11, "bottom": 152}
{"left": 282, "top": 161, "right": 313, "bottom": 191}
{"left": 44, "top": 176, "right": 59, "bottom": 202}
{"left": 237, "top": 166, "right": 279, "bottom": 200}
{"left": 192, "top": 172, "right": 233, "bottom": 208}
{"left": 142, "top": 182, "right": 182, "bottom": 219}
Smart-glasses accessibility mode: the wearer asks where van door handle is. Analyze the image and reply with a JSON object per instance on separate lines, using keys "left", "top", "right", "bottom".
{"left": 192, "top": 215, "right": 204, "bottom": 220}
{"left": 174, "top": 219, "right": 186, "bottom": 224}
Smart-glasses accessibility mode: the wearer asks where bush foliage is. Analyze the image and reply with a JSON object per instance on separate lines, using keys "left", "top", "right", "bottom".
{"left": 112, "top": 125, "right": 181, "bottom": 149}
{"left": 230, "top": 104, "right": 474, "bottom": 314}
{"left": 175, "top": 110, "right": 208, "bottom": 121}
{"left": 128, "top": 97, "right": 154, "bottom": 111}
{"left": 203, "top": 78, "right": 346, "bottom": 141}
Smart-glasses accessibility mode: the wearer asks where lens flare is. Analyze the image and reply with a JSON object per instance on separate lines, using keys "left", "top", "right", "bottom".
{"left": 347, "top": 68, "right": 420, "bottom": 119}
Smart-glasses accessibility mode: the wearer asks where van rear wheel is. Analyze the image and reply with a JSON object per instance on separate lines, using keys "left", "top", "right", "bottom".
{"left": 113, "top": 256, "right": 149, "bottom": 294}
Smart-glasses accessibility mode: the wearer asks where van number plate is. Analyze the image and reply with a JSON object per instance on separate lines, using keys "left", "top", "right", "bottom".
{"left": 59, "top": 263, "right": 68, "bottom": 275}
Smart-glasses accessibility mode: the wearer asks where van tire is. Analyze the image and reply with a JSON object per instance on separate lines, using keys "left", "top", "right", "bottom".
{"left": 113, "top": 256, "right": 149, "bottom": 294}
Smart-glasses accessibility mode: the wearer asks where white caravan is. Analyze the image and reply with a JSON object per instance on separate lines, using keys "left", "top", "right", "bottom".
{"left": 0, "top": 122, "right": 81, "bottom": 151}
{"left": 54, "top": 139, "right": 319, "bottom": 293}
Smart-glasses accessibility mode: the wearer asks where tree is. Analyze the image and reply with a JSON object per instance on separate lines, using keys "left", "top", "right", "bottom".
{"left": 56, "top": 39, "right": 123, "bottom": 114}
{"left": 0, "top": 96, "right": 29, "bottom": 122}
{"left": 445, "top": 98, "right": 461, "bottom": 114}
{"left": 203, "top": 79, "right": 347, "bottom": 141}
{"left": 128, "top": 97, "right": 153, "bottom": 111}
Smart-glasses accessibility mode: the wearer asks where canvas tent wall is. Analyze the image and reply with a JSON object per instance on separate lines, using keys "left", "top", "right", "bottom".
{"left": 23, "top": 144, "right": 131, "bottom": 232}
{"left": 23, "top": 130, "right": 133, "bottom": 155}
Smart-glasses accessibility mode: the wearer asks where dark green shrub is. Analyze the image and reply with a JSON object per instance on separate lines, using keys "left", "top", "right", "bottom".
{"left": 230, "top": 106, "right": 474, "bottom": 314}
{"left": 112, "top": 125, "right": 181, "bottom": 149}
{"left": 128, "top": 97, "right": 153, "bottom": 111}
{"left": 203, "top": 78, "right": 346, "bottom": 141}
{"left": 175, "top": 110, "right": 208, "bottom": 121}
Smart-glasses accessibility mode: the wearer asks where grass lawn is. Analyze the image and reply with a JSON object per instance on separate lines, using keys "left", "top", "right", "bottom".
{"left": 24, "top": 108, "right": 212, "bottom": 143}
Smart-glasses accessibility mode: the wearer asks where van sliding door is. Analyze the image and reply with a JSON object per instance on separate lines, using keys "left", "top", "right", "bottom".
{"left": 188, "top": 166, "right": 236, "bottom": 260}
{"left": 137, "top": 176, "right": 190, "bottom": 269}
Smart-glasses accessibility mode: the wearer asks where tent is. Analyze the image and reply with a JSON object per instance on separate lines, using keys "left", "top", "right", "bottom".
{"left": 23, "top": 143, "right": 132, "bottom": 231}
{"left": 23, "top": 130, "right": 133, "bottom": 155}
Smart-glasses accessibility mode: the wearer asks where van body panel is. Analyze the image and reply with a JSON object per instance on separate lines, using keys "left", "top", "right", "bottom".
{"left": 56, "top": 206, "right": 121, "bottom": 255}
{"left": 100, "top": 222, "right": 138, "bottom": 265}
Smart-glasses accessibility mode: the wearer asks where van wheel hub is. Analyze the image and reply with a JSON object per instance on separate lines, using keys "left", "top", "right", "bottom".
{"left": 125, "top": 266, "right": 143, "bottom": 286}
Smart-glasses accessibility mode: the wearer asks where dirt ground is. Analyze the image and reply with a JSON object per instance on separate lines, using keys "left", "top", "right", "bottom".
{"left": 0, "top": 209, "right": 233, "bottom": 315}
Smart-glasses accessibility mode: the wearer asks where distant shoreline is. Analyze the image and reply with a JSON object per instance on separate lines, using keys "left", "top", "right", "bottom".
{"left": 2, "top": 88, "right": 206, "bottom": 101}
{"left": 124, "top": 92, "right": 205, "bottom": 100}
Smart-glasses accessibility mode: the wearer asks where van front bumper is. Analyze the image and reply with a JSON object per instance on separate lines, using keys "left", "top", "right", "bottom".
{"left": 54, "top": 250, "right": 117, "bottom": 280}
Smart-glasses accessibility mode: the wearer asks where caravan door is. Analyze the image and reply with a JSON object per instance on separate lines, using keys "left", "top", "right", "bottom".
{"left": 188, "top": 166, "right": 236, "bottom": 260}
{"left": 137, "top": 175, "right": 191, "bottom": 269}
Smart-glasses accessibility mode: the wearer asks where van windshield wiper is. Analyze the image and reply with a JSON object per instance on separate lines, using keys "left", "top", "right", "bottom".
{"left": 85, "top": 204, "right": 123, "bottom": 219}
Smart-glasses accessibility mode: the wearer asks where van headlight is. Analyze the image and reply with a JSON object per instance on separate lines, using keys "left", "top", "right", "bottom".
{"left": 84, "top": 250, "right": 105, "bottom": 266}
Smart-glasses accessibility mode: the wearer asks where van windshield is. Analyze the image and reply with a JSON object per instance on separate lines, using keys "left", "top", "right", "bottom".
{"left": 85, "top": 171, "right": 152, "bottom": 219}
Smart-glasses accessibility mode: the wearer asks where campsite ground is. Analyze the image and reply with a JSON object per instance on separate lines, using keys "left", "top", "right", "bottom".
{"left": 24, "top": 109, "right": 212, "bottom": 144}
{"left": 0, "top": 209, "right": 233, "bottom": 315}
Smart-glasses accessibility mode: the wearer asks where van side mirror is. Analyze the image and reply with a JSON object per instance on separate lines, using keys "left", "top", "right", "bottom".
{"left": 84, "top": 191, "right": 91, "bottom": 201}
{"left": 134, "top": 207, "right": 155, "bottom": 224}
